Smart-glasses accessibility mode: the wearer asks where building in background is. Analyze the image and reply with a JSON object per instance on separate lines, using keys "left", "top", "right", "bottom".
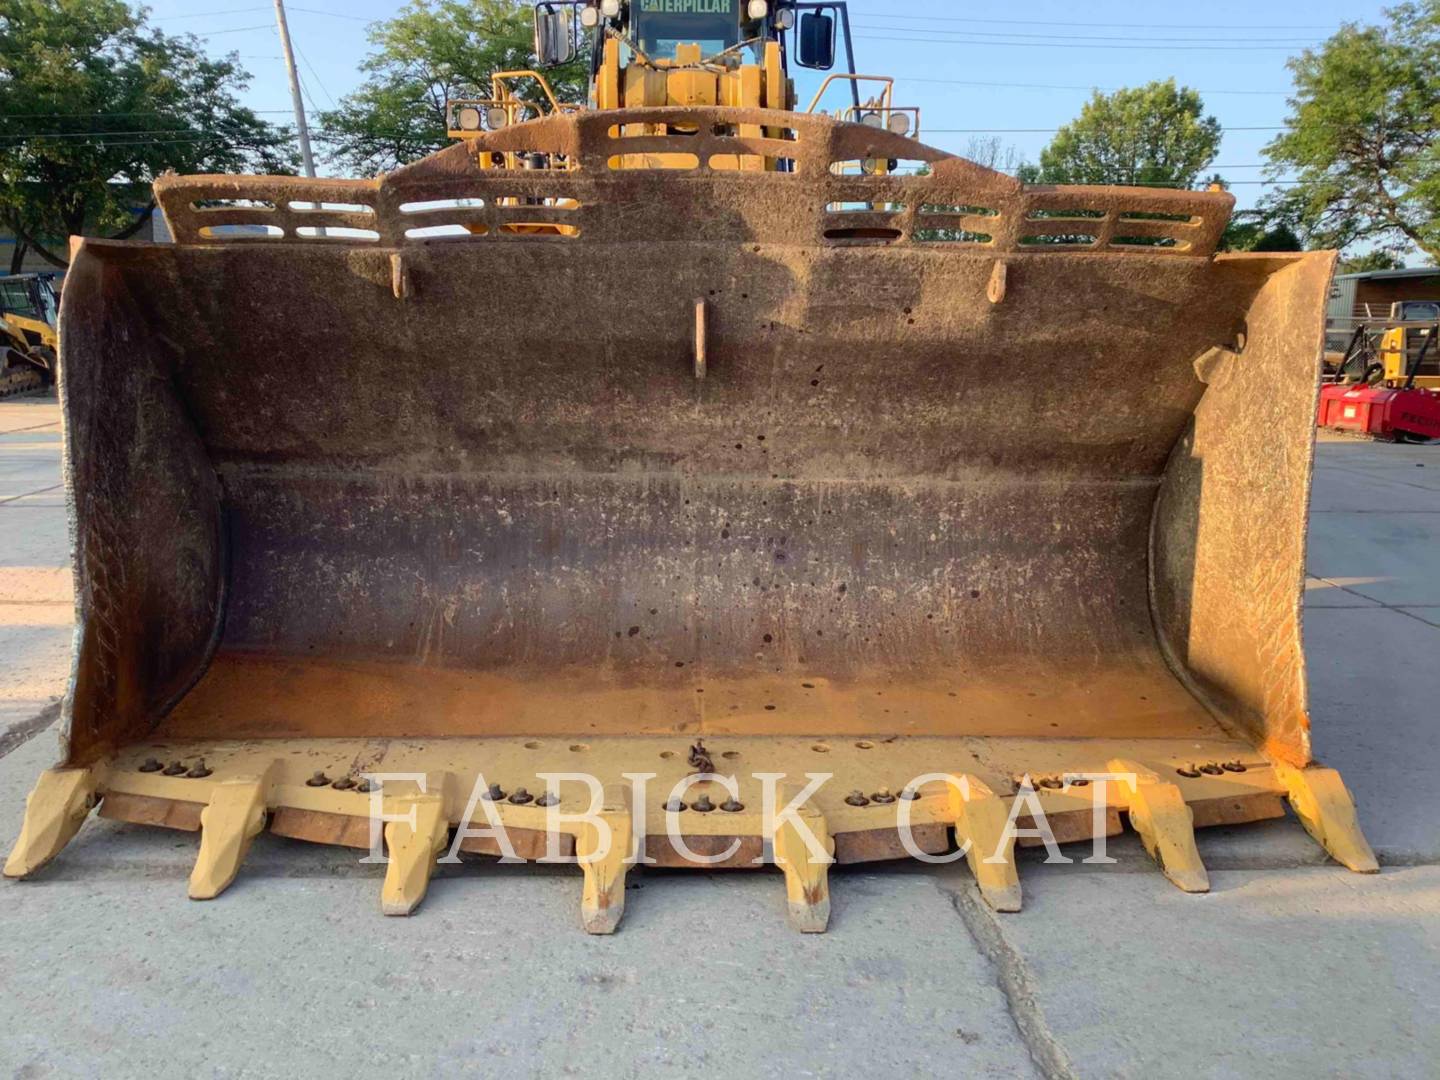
{"left": 1329, "top": 267, "right": 1440, "bottom": 323}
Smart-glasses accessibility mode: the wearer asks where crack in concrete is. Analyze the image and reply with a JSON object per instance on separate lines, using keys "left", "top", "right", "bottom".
{"left": 933, "top": 875, "right": 1077, "bottom": 1080}
{"left": 1307, "top": 576, "right": 1440, "bottom": 629}
{"left": 0, "top": 484, "right": 62, "bottom": 506}
{"left": 0, "top": 700, "right": 59, "bottom": 762}
{"left": 1012, "top": 853, "right": 1439, "bottom": 872}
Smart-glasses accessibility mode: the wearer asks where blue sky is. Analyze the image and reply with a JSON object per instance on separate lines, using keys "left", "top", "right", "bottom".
{"left": 144, "top": 0, "right": 1397, "bottom": 210}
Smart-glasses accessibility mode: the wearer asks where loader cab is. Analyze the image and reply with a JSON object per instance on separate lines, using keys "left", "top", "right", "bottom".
{"left": 538, "top": 1, "right": 793, "bottom": 72}
{"left": 533, "top": 1, "right": 864, "bottom": 114}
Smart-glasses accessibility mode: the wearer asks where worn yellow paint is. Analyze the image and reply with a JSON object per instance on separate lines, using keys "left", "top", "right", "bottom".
{"left": 3, "top": 768, "right": 96, "bottom": 879}
{"left": 1108, "top": 758, "right": 1210, "bottom": 893}
{"left": 381, "top": 791, "right": 451, "bottom": 916}
{"left": 1275, "top": 763, "right": 1379, "bottom": 873}
{"left": 577, "top": 782, "right": 633, "bottom": 934}
{"left": 771, "top": 785, "right": 833, "bottom": 932}
{"left": 947, "top": 775, "right": 1022, "bottom": 913}
{"left": 189, "top": 773, "right": 272, "bottom": 900}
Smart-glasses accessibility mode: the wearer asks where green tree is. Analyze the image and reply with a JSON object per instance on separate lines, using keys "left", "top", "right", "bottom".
{"left": 1031, "top": 80, "right": 1222, "bottom": 188}
{"left": 1263, "top": 2, "right": 1440, "bottom": 264}
{"left": 0, "top": 0, "right": 293, "bottom": 268}
{"left": 319, "top": 0, "right": 587, "bottom": 177}
{"left": 1221, "top": 216, "right": 1303, "bottom": 253}
{"left": 1338, "top": 250, "right": 1407, "bottom": 273}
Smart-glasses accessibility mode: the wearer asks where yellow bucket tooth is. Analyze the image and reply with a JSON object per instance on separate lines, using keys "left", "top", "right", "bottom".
{"left": 577, "top": 783, "right": 634, "bottom": 935}
{"left": 189, "top": 775, "right": 271, "bottom": 900}
{"left": 771, "top": 786, "right": 834, "bottom": 933}
{"left": 1109, "top": 759, "right": 1210, "bottom": 894}
{"left": 1275, "top": 763, "right": 1380, "bottom": 874}
{"left": 381, "top": 792, "right": 450, "bottom": 917}
{"left": 948, "top": 775, "right": 1022, "bottom": 914}
{"left": 4, "top": 768, "right": 96, "bottom": 880}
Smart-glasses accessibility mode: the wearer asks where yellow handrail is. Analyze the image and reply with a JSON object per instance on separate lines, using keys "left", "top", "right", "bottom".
{"left": 491, "top": 70, "right": 574, "bottom": 115}
{"left": 805, "top": 74, "right": 894, "bottom": 115}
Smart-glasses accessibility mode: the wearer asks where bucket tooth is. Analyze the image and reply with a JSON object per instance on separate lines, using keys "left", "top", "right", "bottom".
{"left": 381, "top": 792, "right": 450, "bottom": 916}
{"left": 3, "top": 768, "right": 97, "bottom": 879}
{"left": 189, "top": 776, "right": 270, "bottom": 900}
{"left": 577, "top": 783, "right": 633, "bottom": 935}
{"left": 771, "top": 787, "right": 834, "bottom": 933}
{"left": 948, "top": 775, "right": 1021, "bottom": 913}
{"left": 1108, "top": 758, "right": 1209, "bottom": 894}
{"left": 1274, "top": 763, "right": 1378, "bottom": 873}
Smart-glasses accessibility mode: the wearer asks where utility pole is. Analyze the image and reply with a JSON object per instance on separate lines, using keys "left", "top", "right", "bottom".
{"left": 273, "top": 0, "right": 318, "bottom": 178}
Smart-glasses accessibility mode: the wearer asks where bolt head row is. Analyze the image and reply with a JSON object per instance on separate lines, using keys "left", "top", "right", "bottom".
{"left": 665, "top": 796, "right": 745, "bottom": 813}
{"left": 140, "top": 758, "right": 210, "bottom": 778}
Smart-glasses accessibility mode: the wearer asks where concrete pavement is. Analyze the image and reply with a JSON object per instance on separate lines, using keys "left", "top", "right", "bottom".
{"left": 0, "top": 397, "right": 1436, "bottom": 1078}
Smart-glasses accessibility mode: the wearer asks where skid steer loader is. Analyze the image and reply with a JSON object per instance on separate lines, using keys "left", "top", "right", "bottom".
{"left": 0, "top": 272, "right": 59, "bottom": 397}
{"left": 6, "top": 0, "right": 1377, "bottom": 932}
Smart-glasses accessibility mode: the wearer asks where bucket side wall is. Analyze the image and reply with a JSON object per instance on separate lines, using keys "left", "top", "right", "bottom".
{"left": 1150, "top": 251, "right": 1336, "bottom": 766}
{"left": 58, "top": 243, "right": 225, "bottom": 765}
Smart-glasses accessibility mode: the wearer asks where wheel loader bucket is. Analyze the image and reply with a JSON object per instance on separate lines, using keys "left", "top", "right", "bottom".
{"left": 8, "top": 108, "right": 1376, "bottom": 928}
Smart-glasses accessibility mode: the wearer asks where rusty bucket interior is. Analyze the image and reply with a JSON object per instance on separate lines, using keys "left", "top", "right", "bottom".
{"left": 42, "top": 113, "right": 1346, "bottom": 889}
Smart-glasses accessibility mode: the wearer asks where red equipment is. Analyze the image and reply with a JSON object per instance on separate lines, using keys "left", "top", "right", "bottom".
{"left": 1319, "top": 320, "right": 1440, "bottom": 442}
{"left": 1317, "top": 383, "right": 1440, "bottom": 442}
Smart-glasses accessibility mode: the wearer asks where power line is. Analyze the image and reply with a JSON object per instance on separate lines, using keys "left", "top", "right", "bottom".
{"left": 898, "top": 77, "right": 1291, "bottom": 96}
{"left": 851, "top": 22, "right": 1321, "bottom": 45}
{"left": 0, "top": 117, "right": 1305, "bottom": 139}
{"left": 152, "top": 4, "right": 366, "bottom": 21}
{"left": 289, "top": 6, "right": 371, "bottom": 21}
{"left": 151, "top": 5, "right": 269, "bottom": 17}
{"left": 0, "top": 127, "right": 1318, "bottom": 185}
{"left": 296, "top": 43, "right": 338, "bottom": 110}
{"left": 923, "top": 126, "right": 1289, "bottom": 133}
{"left": 0, "top": 108, "right": 298, "bottom": 117}
{"left": 844, "top": 10, "right": 1340, "bottom": 31}
{"left": 0, "top": 127, "right": 1310, "bottom": 171}
{"left": 0, "top": 128, "right": 208, "bottom": 139}
{"left": 196, "top": 23, "right": 275, "bottom": 36}
{"left": 858, "top": 33, "right": 1315, "bottom": 51}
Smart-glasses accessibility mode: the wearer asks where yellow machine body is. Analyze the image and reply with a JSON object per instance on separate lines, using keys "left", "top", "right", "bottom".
{"left": 1378, "top": 323, "right": 1439, "bottom": 389}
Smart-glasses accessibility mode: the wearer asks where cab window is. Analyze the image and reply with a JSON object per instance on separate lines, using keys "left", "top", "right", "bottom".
{"left": 0, "top": 281, "right": 37, "bottom": 319}
{"left": 632, "top": 0, "right": 741, "bottom": 60}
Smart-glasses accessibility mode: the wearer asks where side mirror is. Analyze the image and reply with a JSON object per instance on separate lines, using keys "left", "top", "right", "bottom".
{"left": 796, "top": 10, "right": 835, "bottom": 70}
{"left": 534, "top": 3, "right": 577, "bottom": 67}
